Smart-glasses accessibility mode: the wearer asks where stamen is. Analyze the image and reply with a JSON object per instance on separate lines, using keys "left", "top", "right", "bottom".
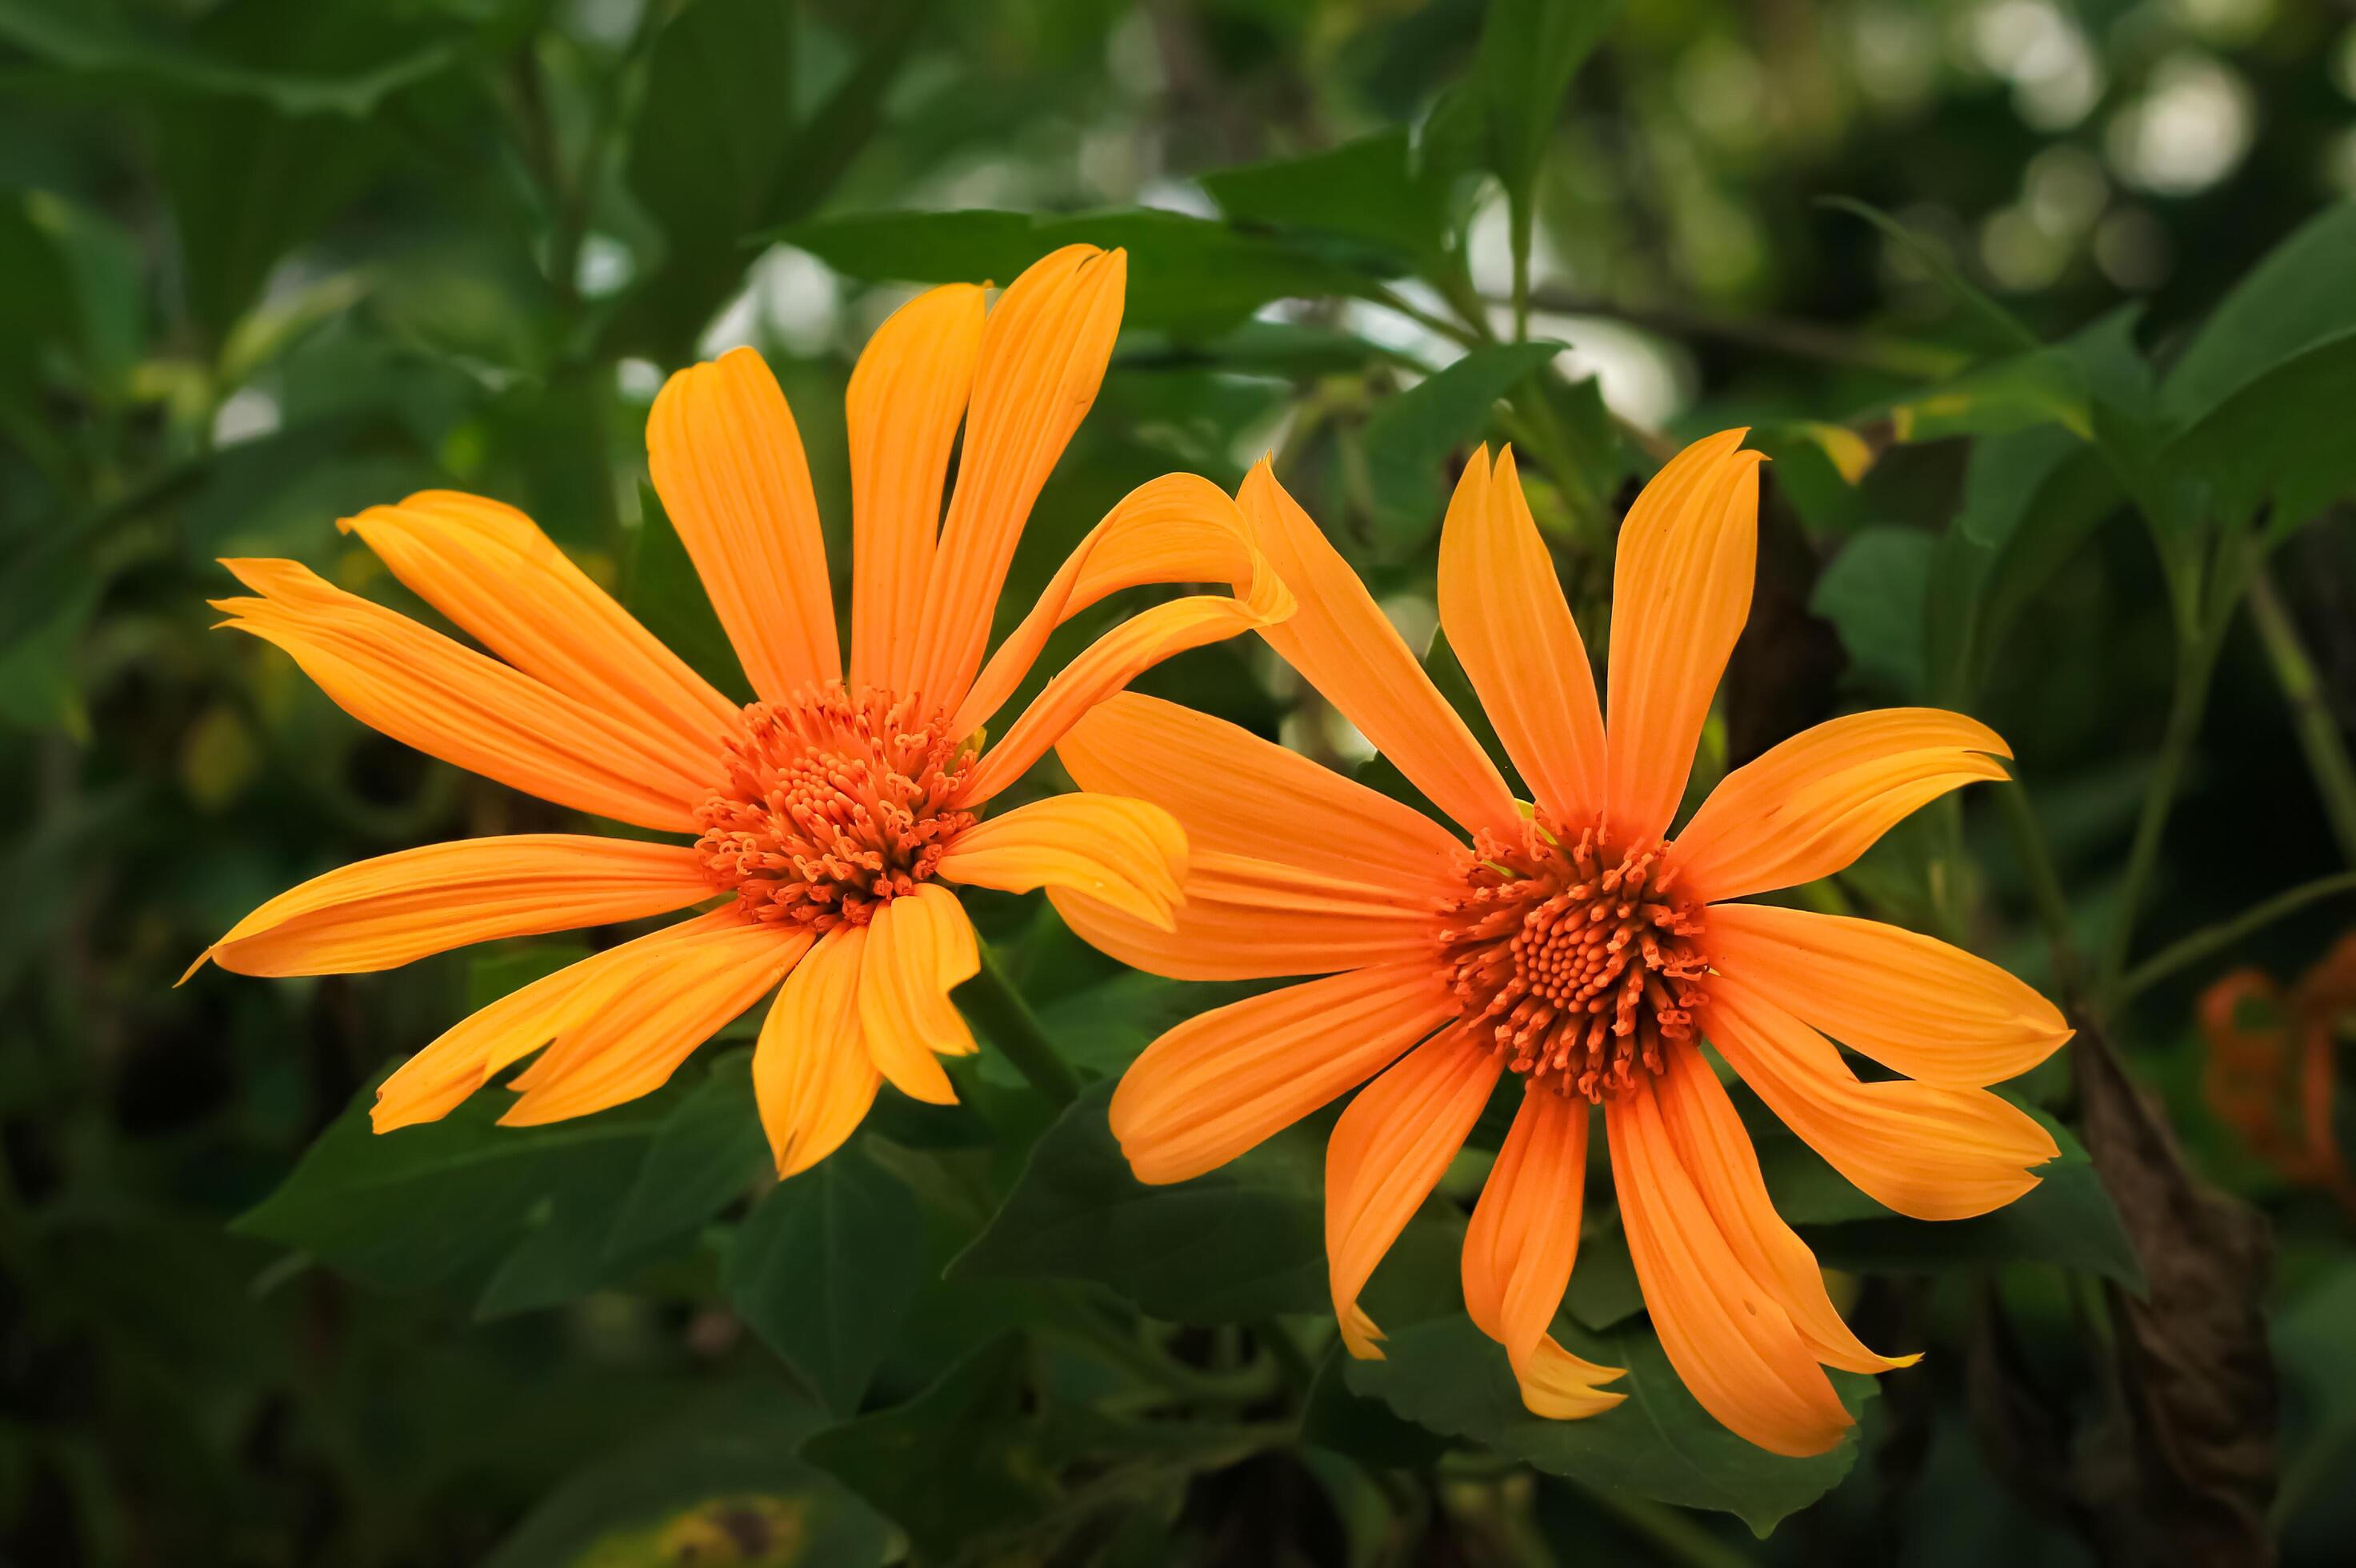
{"left": 1437, "top": 814, "right": 1709, "bottom": 1102}
{"left": 694, "top": 682, "right": 976, "bottom": 931}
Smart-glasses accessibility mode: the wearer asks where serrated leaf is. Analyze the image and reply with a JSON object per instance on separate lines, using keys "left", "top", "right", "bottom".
{"left": 1347, "top": 1315, "right": 1870, "bottom": 1536}
{"left": 725, "top": 1145, "right": 926, "bottom": 1415}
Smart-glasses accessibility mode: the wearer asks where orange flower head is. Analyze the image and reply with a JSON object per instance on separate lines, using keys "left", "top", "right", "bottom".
{"left": 1050, "top": 436, "right": 2074, "bottom": 1458}
{"left": 190, "top": 245, "right": 1294, "bottom": 1178}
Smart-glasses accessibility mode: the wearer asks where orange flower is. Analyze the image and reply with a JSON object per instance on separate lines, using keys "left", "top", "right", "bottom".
{"left": 1050, "top": 434, "right": 2072, "bottom": 1457}
{"left": 190, "top": 246, "right": 1291, "bottom": 1177}
{"left": 2198, "top": 933, "right": 2356, "bottom": 1213}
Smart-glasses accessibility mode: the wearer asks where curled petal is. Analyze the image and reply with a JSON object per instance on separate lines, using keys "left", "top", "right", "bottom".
{"left": 1706, "top": 902, "right": 2070, "bottom": 1087}
{"left": 935, "top": 794, "right": 1186, "bottom": 932}
{"left": 857, "top": 888, "right": 979, "bottom": 1106}
{"left": 1706, "top": 971, "right": 2062, "bottom": 1222}
{"left": 754, "top": 925, "right": 880, "bottom": 1178}
{"left": 1672, "top": 709, "right": 2012, "bottom": 903}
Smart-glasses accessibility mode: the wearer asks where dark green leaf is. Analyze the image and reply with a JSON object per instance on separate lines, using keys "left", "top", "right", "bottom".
{"left": 1474, "top": 0, "right": 1621, "bottom": 264}
{"left": 725, "top": 1145, "right": 926, "bottom": 1415}
{"left": 1564, "top": 1221, "right": 1643, "bottom": 1332}
{"left": 1200, "top": 128, "right": 1447, "bottom": 274}
{"left": 1348, "top": 1315, "right": 1870, "bottom": 1536}
{"left": 484, "top": 1383, "right": 889, "bottom": 1568}
{"left": 604, "top": 1047, "right": 766, "bottom": 1262}
{"left": 2162, "top": 201, "right": 2356, "bottom": 427}
{"left": 1810, "top": 526, "right": 1934, "bottom": 698}
{"left": 1362, "top": 341, "right": 1558, "bottom": 554}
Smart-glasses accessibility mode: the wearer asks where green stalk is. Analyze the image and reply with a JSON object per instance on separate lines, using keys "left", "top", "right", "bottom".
{"left": 961, "top": 943, "right": 1079, "bottom": 1108}
{"left": 2118, "top": 870, "right": 2356, "bottom": 1004}
{"left": 1996, "top": 779, "right": 2084, "bottom": 1004}
{"left": 2246, "top": 563, "right": 2356, "bottom": 867}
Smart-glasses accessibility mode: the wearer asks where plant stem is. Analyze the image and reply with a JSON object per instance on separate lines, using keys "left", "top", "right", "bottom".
{"left": 2246, "top": 563, "right": 2356, "bottom": 867}
{"left": 1996, "top": 780, "right": 2085, "bottom": 1004}
{"left": 2096, "top": 623, "right": 2228, "bottom": 1010}
{"left": 2118, "top": 870, "right": 2356, "bottom": 1004}
{"left": 1570, "top": 1482, "right": 1758, "bottom": 1568}
{"left": 961, "top": 944, "right": 1079, "bottom": 1108}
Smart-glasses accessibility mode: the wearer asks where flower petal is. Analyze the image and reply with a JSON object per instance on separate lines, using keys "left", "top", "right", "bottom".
{"left": 953, "top": 472, "right": 1289, "bottom": 742}
{"left": 191, "top": 834, "right": 713, "bottom": 979}
{"left": 1238, "top": 460, "right": 1518, "bottom": 841}
{"left": 1058, "top": 692, "right": 1466, "bottom": 892}
{"left": 1603, "top": 430, "right": 1764, "bottom": 845}
{"left": 850, "top": 283, "right": 986, "bottom": 691}
{"left": 214, "top": 558, "right": 707, "bottom": 830}
{"left": 754, "top": 925, "right": 881, "bottom": 1178}
{"left": 856, "top": 884, "right": 980, "bottom": 1106}
{"left": 1706, "top": 971, "right": 2061, "bottom": 1222}
{"left": 501, "top": 919, "right": 811, "bottom": 1125}
{"left": 1706, "top": 902, "right": 2071, "bottom": 1087}
{"left": 342, "top": 490, "right": 736, "bottom": 758}
{"left": 1110, "top": 963, "right": 1455, "bottom": 1185}
{"left": 648, "top": 346, "right": 841, "bottom": 701}
{"left": 1050, "top": 850, "right": 1441, "bottom": 982}
{"left": 1462, "top": 1083, "right": 1626, "bottom": 1417}
{"left": 370, "top": 911, "right": 766, "bottom": 1130}
{"left": 1671, "top": 709, "right": 2012, "bottom": 903}
{"left": 1327, "top": 1026, "right": 1502, "bottom": 1358}
{"left": 905, "top": 246, "right": 1126, "bottom": 711}
{"left": 1651, "top": 1042, "right": 1916, "bottom": 1375}
{"left": 1607, "top": 1078, "right": 1857, "bottom": 1458}
{"left": 1438, "top": 448, "right": 1607, "bottom": 828}
{"left": 934, "top": 794, "right": 1186, "bottom": 931}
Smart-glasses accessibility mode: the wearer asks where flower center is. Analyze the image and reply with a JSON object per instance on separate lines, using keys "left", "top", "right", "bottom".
{"left": 694, "top": 682, "right": 976, "bottom": 931}
{"left": 1438, "top": 816, "right": 1710, "bottom": 1102}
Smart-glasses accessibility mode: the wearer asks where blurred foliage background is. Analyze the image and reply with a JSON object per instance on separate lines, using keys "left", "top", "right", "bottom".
{"left": 5, "top": 0, "right": 2356, "bottom": 1563}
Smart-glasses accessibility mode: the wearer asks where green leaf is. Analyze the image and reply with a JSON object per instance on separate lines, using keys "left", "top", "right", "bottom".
{"left": 950, "top": 1080, "right": 1326, "bottom": 1322}
{"left": 1199, "top": 128, "right": 1448, "bottom": 274}
{"left": 604, "top": 1048, "right": 766, "bottom": 1262}
{"left": 1362, "top": 341, "right": 1559, "bottom": 554}
{"left": 483, "top": 1384, "right": 890, "bottom": 1568}
{"left": 1884, "top": 347, "right": 2090, "bottom": 446}
{"left": 1474, "top": 0, "right": 1622, "bottom": 271}
{"left": 234, "top": 1077, "right": 674, "bottom": 1298}
{"left": 783, "top": 207, "right": 1384, "bottom": 335}
{"left": 1810, "top": 527, "right": 1934, "bottom": 698}
{"left": 1348, "top": 1315, "right": 1870, "bottom": 1536}
{"left": 725, "top": 1145, "right": 927, "bottom": 1415}
{"left": 2162, "top": 201, "right": 2356, "bottom": 428}
{"left": 2166, "top": 330, "right": 2356, "bottom": 538}
{"left": 1564, "top": 1222, "right": 1643, "bottom": 1332}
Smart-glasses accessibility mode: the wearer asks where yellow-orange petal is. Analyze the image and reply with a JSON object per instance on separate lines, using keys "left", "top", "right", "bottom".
{"left": 647, "top": 346, "right": 841, "bottom": 702}
{"left": 1438, "top": 449, "right": 1607, "bottom": 828}
{"left": 1326, "top": 1026, "right": 1502, "bottom": 1358}
{"left": 370, "top": 910, "right": 742, "bottom": 1130}
{"left": 501, "top": 919, "right": 811, "bottom": 1125}
{"left": 1050, "top": 850, "right": 1441, "bottom": 982}
{"left": 1110, "top": 963, "right": 1456, "bottom": 1185}
{"left": 1238, "top": 460, "right": 1519, "bottom": 841}
{"left": 1672, "top": 709, "right": 2013, "bottom": 903}
{"left": 958, "top": 574, "right": 1293, "bottom": 807}
{"left": 953, "top": 473, "right": 1289, "bottom": 742}
{"left": 1706, "top": 902, "right": 2071, "bottom": 1088}
{"left": 935, "top": 794, "right": 1186, "bottom": 932}
{"left": 341, "top": 490, "right": 736, "bottom": 758}
{"left": 191, "top": 834, "right": 713, "bottom": 980}
{"left": 754, "top": 924, "right": 881, "bottom": 1178}
{"left": 1602, "top": 430, "right": 1764, "bottom": 846}
{"left": 214, "top": 559, "right": 707, "bottom": 830}
{"left": 1607, "top": 1078, "right": 1857, "bottom": 1458}
{"left": 850, "top": 283, "right": 986, "bottom": 692}
{"left": 1463, "top": 1083, "right": 1626, "bottom": 1418}
{"left": 1058, "top": 693, "right": 1466, "bottom": 892}
{"left": 1706, "top": 971, "right": 2062, "bottom": 1222}
{"left": 905, "top": 246, "right": 1126, "bottom": 712}
{"left": 855, "top": 884, "right": 978, "bottom": 1106}
{"left": 1652, "top": 1042, "right": 1917, "bottom": 1375}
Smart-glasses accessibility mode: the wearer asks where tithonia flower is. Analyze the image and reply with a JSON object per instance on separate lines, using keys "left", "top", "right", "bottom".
{"left": 191, "top": 245, "right": 1290, "bottom": 1178}
{"left": 1051, "top": 434, "right": 2073, "bottom": 1456}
